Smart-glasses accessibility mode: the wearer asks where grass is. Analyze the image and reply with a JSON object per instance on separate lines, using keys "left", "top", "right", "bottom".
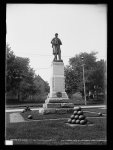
{"left": 6, "top": 118, "right": 106, "bottom": 142}
{"left": 82, "top": 108, "right": 107, "bottom": 114}
{"left": 6, "top": 103, "right": 43, "bottom": 109}
{"left": 12, "top": 139, "right": 106, "bottom": 145}
{"left": 5, "top": 107, "right": 107, "bottom": 145}
{"left": 5, "top": 112, "right": 10, "bottom": 125}
{"left": 21, "top": 111, "right": 70, "bottom": 120}
{"left": 20, "top": 107, "right": 106, "bottom": 121}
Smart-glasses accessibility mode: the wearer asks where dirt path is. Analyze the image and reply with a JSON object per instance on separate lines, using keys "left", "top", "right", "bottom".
{"left": 10, "top": 113, "right": 25, "bottom": 123}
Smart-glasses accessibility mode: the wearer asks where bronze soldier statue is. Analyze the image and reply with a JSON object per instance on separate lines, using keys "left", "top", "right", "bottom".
{"left": 51, "top": 33, "right": 62, "bottom": 61}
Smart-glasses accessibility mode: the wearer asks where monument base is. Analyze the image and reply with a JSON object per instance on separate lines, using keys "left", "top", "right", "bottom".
{"left": 49, "top": 91, "right": 69, "bottom": 99}
{"left": 39, "top": 60, "right": 74, "bottom": 114}
{"left": 44, "top": 97, "right": 74, "bottom": 108}
{"left": 43, "top": 102, "right": 74, "bottom": 108}
{"left": 39, "top": 97, "right": 74, "bottom": 114}
{"left": 39, "top": 108, "right": 74, "bottom": 115}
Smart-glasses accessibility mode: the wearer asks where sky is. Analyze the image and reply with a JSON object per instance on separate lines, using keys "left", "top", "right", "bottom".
{"left": 6, "top": 4, "right": 107, "bottom": 84}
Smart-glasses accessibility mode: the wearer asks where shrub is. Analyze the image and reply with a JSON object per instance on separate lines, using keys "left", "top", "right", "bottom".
{"left": 72, "top": 92, "right": 83, "bottom": 100}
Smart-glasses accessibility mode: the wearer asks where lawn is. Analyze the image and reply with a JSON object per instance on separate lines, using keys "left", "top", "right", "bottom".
{"left": 20, "top": 107, "right": 106, "bottom": 121}
{"left": 82, "top": 107, "right": 107, "bottom": 114}
{"left": 6, "top": 103, "right": 43, "bottom": 109}
{"left": 5, "top": 107, "right": 107, "bottom": 145}
{"left": 6, "top": 117, "right": 106, "bottom": 144}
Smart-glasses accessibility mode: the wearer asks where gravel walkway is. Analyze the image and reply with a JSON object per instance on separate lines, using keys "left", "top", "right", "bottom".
{"left": 10, "top": 113, "right": 25, "bottom": 123}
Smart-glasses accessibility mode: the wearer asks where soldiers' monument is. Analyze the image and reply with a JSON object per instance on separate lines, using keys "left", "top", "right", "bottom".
{"left": 39, "top": 33, "right": 74, "bottom": 114}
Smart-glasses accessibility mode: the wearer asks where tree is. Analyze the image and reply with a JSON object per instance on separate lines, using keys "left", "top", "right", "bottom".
{"left": 44, "top": 81, "right": 50, "bottom": 94}
{"left": 6, "top": 44, "right": 16, "bottom": 92}
{"left": 6, "top": 44, "right": 37, "bottom": 101}
{"left": 6, "top": 45, "right": 30, "bottom": 98}
{"left": 87, "top": 59, "right": 105, "bottom": 99}
{"left": 19, "top": 68, "right": 39, "bottom": 100}
{"left": 34, "top": 75, "right": 50, "bottom": 95}
{"left": 65, "top": 51, "right": 105, "bottom": 98}
{"left": 64, "top": 66, "right": 79, "bottom": 97}
{"left": 6, "top": 44, "right": 50, "bottom": 103}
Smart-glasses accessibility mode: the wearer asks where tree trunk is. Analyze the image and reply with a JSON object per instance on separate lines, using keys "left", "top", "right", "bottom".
{"left": 18, "top": 90, "right": 20, "bottom": 102}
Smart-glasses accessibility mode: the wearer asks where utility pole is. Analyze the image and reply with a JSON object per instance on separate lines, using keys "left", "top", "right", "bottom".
{"left": 81, "top": 57, "right": 87, "bottom": 105}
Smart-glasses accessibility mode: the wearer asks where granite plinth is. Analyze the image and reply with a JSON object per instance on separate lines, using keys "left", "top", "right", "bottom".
{"left": 43, "top": 102, "right": 74, "bottom": 108}
{"left": 45, "top": 98, "right": 71, "bottom": 103}
{"left": 39, "top": 108, "right": 74, "bottom": 114}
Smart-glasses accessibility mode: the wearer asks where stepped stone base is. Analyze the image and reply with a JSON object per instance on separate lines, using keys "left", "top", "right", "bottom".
{"left": 43, "top": 103, "right": 74, "bottom": 108}
{"left": 39, "top": 108, "right": 74, "bottom": 115}
{"left": 43, "top": 98, "right": 74, "bottom": 108}
{"left": 45, "top": 98, "right": 70, "bottom": 103}
{"left": 39, "top": 97, "right": 74, "bottom": 114}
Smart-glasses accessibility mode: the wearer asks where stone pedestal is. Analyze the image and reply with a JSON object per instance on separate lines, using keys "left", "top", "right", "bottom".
{"left": 49, "top": 61, "right": 68, "bottom": 98}
{"left": 39, "top": 61, "right": 74, "bottom": 114}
